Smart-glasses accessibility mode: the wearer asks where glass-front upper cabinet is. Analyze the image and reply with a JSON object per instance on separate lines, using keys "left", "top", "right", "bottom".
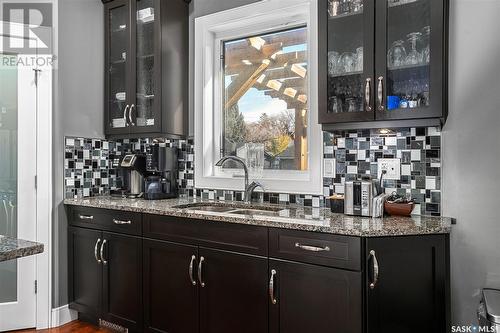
{"left": 319, "top": 0, "right": 447, "bottom": 126}
{"left": 106, "top": 0, "right": 131, "bottom": 133}
{"left": 375, "top": 0, "right": 445, "bottom": 121}
{"left": 132, "top": 0, "right": 161, "bottom": 133}
{"left": 319, "top": 0, "right": 375, "bottom": 124}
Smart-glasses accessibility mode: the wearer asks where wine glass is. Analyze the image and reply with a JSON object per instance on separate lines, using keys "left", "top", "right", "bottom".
{"left": 339, "top": 52, "right": 355, "bottom": 73}
{"left": 421, "top": 26, "right": 431, "bottom": 64}
{"left": 388, "top": 40, "right": 407, "bottom": 68}
{"left": 354, "top": 47, "right": 363, "bottom": 72}
{"left": 328, "top": 51, "right": 340, "bottom": 76}
{"left": 406, "top": 32, "right": 423, "bottom": 66}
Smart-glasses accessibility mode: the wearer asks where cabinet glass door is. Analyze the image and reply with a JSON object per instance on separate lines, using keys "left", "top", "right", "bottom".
{"left": 107, "top": 0, "right": 130, "bottom": 130}
{"left": 376, "top": 0, "right": 444, "bottom": 120}
{"left": 132, "top": 0, "right": 160, "bottom": 132}
{"left": 322, "top": 0, "right": 375, "bottom": 123}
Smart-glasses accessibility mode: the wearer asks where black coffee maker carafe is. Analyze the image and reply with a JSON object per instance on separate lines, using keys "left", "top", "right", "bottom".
{"left": 144, "top": 144, "right": 178, "bottom": 200}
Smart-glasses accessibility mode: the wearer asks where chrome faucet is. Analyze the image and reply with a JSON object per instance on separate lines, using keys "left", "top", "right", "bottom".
{"left": 215, "top": 156, "right": 264, "bottom": 203}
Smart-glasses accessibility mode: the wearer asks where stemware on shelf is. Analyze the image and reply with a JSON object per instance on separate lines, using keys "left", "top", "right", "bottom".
{"left": 328, "top": 51, "right": 340, "bottom": 76}
{"left": 339, "top": 52, "right": 355, "bottom": 74}
{"left": 387, "top": 40, "right": 407, "bottom": 68}
{"left": 354, "top": 46, "right": 363, "bottom": 72}
{"left": 421, "top": 25, "right": 431, "bottom": 64}
{"left": 405, "top": 32, "right": 422, "bottom": 66}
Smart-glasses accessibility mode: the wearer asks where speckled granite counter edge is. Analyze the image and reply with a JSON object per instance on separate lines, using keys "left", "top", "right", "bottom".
{"left": 0, "top": 236, "right": 44, "bottom": 262}
{"left": 64, "top": 198, "right": 452, "bottom": 237}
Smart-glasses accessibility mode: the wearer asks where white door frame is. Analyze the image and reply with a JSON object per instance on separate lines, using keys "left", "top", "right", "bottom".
{"left": 0, "top": 0, "right": 57, "bottom": 328}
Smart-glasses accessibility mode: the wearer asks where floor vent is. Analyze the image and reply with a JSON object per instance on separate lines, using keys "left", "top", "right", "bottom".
{"left": 99, "top": 319, "right": 128, "bottom": 333}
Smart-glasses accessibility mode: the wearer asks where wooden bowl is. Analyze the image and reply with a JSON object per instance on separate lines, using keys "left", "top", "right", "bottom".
{"left": 384, "top": 202, "right": 415, "bottom": 217}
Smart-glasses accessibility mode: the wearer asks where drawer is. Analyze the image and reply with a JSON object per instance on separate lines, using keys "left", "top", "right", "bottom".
{"left": 68, "top": 206, "right": 142, "bottom": 236}
{"left": 143, "top": 215, "right": 268, "bottom": 256}
{"left": 269, "top": 228, "right": 361, "bottom": 271}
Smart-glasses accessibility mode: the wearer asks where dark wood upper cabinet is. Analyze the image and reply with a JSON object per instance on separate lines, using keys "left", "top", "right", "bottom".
{"left": 143, "top": 239, "right": 199, "bottom": 333}
{"left": 365, "top": 235, "right": 450, "bottom": 333}
{"left": 104, "top": 0, "right": 189, "bottom": 138}
{"left": 319, "top": 0, "right": 448, "bottom": 129}
{"left": 269, "top": 259, "right": 362, "bottom": 333}
{"left": 199, "top": 247, "right": 269, "bottom": 333}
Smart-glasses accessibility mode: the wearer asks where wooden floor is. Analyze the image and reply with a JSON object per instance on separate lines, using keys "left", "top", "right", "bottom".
{"left": 11, "top": 321, "right": 111, "bottom": 333}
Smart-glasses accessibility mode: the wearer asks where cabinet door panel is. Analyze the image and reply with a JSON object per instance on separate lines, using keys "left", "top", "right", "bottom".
{"left": 319, "top": 0, "right": 376, "bottom": 124}
{"left": 269, "top": 259, "right": 362, "bottom": 333}
{"left": 199, "top": 248, "right": 268, "bottom": 333}
{"left": 102, "top": 232, "right": 143, "bottom": 332}
{"left": 375, "top": 0, "right": 445, "bottom": 120}
{"left": 68, "top": 227, "right": 102, "bottom": 319}
{"left": 143, "top": 239, "right": 199, "bottom": 333}
{"left": 366, "top": 235, "right": 449, "bottom": 333}
{"left": 105, "top": 0, "right": 132, "bottom": 135}
{"left": 130, "top": 0, "right": 162, "bottom": 133}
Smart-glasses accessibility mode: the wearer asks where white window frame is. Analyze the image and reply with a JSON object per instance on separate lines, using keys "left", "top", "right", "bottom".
{"left": 194, "top": 0, "right": 322, "bottom": 195}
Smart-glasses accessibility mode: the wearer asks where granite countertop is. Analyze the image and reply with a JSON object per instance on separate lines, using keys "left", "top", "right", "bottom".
{"left": 0, "top": 236, "right": 44, "bottom": 262}
{"left": 64, "top": 196, "right": 452, "bottom": 237}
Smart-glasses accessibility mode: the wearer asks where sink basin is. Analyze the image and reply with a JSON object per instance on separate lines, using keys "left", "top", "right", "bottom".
{"left": 173, "top": 202, "right": 284, "bottom": 214}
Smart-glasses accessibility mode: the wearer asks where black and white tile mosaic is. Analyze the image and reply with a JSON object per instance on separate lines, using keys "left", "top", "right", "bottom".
{"left": 63, "top": 126, "right": 442, "bottom": 215}
{"left": 323, "top": 127, "right": 441, "bottom": 216}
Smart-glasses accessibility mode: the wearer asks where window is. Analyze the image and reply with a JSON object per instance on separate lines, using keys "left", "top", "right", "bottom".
{"left": 195, "top": 0, "right": 322, "bottom": 195}
{"left": 222, "top": 27, "right": 309, "bottom": 171}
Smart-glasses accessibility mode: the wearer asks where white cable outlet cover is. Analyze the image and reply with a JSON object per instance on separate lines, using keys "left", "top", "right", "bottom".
{"left": 378, "top": 158, "right": 401, "bottom": 180}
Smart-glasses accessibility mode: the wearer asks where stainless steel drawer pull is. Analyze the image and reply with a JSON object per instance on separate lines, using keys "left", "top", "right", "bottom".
{"left": 79, "top": 214, "right": 94, "bottom": 221}
{"left": 189, "top": 255, "right": 197, "bottom": 286}
{"left": 113, "top": 219, "right": 132, "bottom": 225}
{"left": 129, "top": 104, "right": 135, "bottom": 126}
{"left": 198, "top": 256, "right": 205, "bottom": 287}
{"left": 100, "top": 239, "right": 107, "bottom": 265}
{"left": 369, "top": 250, "right": 379, "bottom": 289}
{"left": 123, "top": 104, "right": 130, "bottom": 127}
{"left": 295, "top": 242, "right": 331, "bottom": 252}
{"left": 269, "top": 269, "right": 277, "bottom": 305}
{"left": 94, "top": 238, "right": 102, "bottom": 264}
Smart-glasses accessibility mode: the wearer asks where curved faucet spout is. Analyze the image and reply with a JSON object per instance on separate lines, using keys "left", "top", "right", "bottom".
{"left": 216, "top": 156, "right": 249, "bottom": 202}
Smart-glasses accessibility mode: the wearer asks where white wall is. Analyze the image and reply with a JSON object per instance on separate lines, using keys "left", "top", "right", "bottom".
{"left": 443, "top": 0, "right": 500, "bottom": 326}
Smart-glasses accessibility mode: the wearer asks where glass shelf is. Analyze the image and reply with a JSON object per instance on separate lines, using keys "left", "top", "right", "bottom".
{"left": 388, "top": 63, "right": 429, "bottom": 71}
{"left": 388, "top": 0, "right": 420, "bottom": 9}
{"left": 329, "top": 70, "right": 363, "bottom": 78}
{"left": 329, "top": 9, "right": 364, "bottom": 20}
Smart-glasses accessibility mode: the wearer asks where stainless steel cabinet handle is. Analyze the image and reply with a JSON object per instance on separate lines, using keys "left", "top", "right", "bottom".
{"left": 94, "top": 238, "right": 102, "bottom": 264}
{"left": 189, "top": 255, "right": 197, "bottom": 286}
{"left": 198, "top": 256, "right": 205, "bottom": 287}
{"left": 129, "top": 104, "right": 135, "bottom": 126}
{"left": 123, "top": 104, "right": 130, "bottom": 127}
{"left": 79, "top": 214, "right": 94, "bottom": 221}
{"left": 365, "top": 78, "right": 372, "bottom": 111}
{"left": 377, "top": 76, "right": 385, "bottom": 111}
{"left": 113, "top": 219, "right": 131, "bottom": 225}
{"left": 295, "top": 242, "right": 330, "bottom": 252}
{"left": 100, "top": 239, "right": 107, "bottom": 265}
{"left": 369, "top": 250, "right": 379, "bottom": 289}
{"left": 269, "top": 269, "right": 277, "bottom": 305}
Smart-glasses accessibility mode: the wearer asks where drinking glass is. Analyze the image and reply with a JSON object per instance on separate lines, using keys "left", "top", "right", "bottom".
{"left": 339, "top": 52, "right": 355, "bottom": 73}
{"left": 405, "top": 32, "right": 422, "bottom": 66}
{"left": 328, "top": 51, "right": 340, "bottom": 76}
{"left": 328, "top": 0, "right": 340, "bottom": 17}
{"left": 329, "top": 96, "right": 341, "bottom": 113}
{"left": 388, "top": 40, "right": 407, "bottom": 68}
{"left": 346, "top": 98, "right": 357, "bottom": 112}
{"left": 352, "top": 0, "right": 363, "bottom": 12}
{"left": 421, "top": 26, "right": 431, "bottom": 64}
{"left": 354, "top": 47, "right": 363, "bottom": 72}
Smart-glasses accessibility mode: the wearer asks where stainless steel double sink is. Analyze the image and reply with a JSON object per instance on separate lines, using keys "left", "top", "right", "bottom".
{"left": 173, "top": 202, "right": 285, "bottom": 217}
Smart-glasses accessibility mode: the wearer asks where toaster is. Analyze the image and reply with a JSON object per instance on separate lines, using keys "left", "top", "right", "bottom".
{"left": 344, "top": 180, "right": 374, "bottom": 217}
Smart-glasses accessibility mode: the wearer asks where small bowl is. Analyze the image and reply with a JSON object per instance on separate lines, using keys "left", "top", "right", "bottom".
{"left": 384, "top": 202, "right": 415, "bottom": 217}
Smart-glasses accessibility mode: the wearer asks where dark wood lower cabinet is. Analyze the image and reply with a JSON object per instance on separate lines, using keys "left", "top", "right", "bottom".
{"left": 67, "top": 207, "right": 450, "bottom": 333}
{"left": 143, "top": 239, "right": 199, "bottom": 333}
{"left": 269, "top": 259, "right": 362, "bottom": 333}
{"left": 101, "top": 232, "right": 143, "bottom": 332}
{"left": 68, "top": 227, "right": 102, "bottom": 319}
{"left": 199, "top": 248, "right": 268, "bottom": 333}
{"left": 366, "top": 235, "right": 450, "bottom": 333}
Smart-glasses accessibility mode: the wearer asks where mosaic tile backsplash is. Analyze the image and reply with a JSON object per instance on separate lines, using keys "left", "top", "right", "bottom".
{"left": 63, "top": 126, "right": 442, "bottom": 215}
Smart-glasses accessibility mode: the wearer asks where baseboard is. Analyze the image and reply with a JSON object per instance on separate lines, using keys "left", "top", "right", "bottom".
{"left": 51, "top": 304, "right": 77, "bottom": 328}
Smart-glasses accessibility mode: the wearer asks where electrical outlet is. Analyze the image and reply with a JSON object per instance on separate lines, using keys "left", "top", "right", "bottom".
{"left": 378, "top": 158, "right": 401, "bottom": 180}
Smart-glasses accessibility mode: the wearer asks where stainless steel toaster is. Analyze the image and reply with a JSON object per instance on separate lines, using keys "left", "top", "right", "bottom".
{"left": 345, "top": 180, "right": 374, "bottom": 217}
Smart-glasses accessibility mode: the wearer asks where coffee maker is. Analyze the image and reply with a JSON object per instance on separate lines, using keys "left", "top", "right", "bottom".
{"left": 118, "top": 154, "right": 147, "bottom": 198}
{"left": 144, "top": 143, "right": 178, "bottom": 200}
